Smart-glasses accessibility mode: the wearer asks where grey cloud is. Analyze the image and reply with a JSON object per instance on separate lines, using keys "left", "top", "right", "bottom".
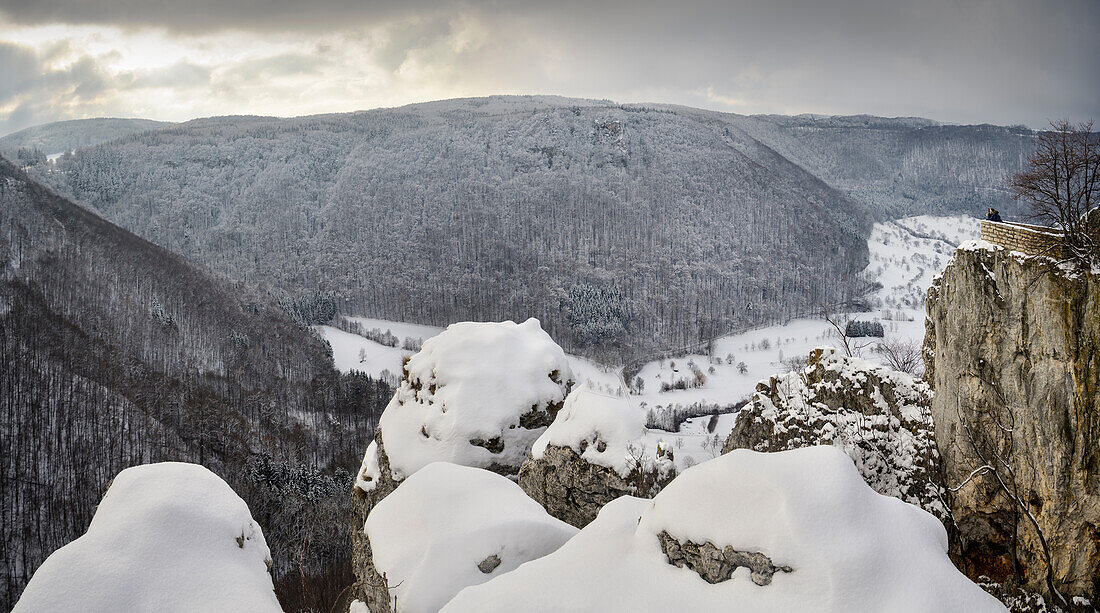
{"left": 0, "top": 0, "right": 1096, "bottom": 130}
{"left": 125, "top": 62, "right": 213, "bottom": 89}
{"left": 0, "top": 0, "right": 466, "bottom": 32}
{"left": 217, "top": 54, "right": 319, "bottom": 82}
{"left": 0, "top": 42, "right": 41, "bottom": 102}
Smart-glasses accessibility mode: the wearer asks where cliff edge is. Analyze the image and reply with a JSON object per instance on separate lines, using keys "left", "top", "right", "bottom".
{"left": 924, "top": 240, "right": 1098, "bottom": 601}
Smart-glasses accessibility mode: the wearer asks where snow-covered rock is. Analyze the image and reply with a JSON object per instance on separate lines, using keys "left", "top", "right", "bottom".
{"left": 520, "top": 387, "right": 675, "bottom": 526}
{"left": 350, "top": 319, "right": 574, "bottom": 605}
{"left": 13, "top": 463, "right": 280, "bottom": 613}
{"left": 722, "top": 346, "right": 947, "bottom": 520}
{"left": 358, "top": 462, "right": 577, "bottom": 613}
{"left": 443, "top": 446, "right": 1006, "bottom": 612}
{"left": 354, "top": 318, "right": 574, "bottom": 494}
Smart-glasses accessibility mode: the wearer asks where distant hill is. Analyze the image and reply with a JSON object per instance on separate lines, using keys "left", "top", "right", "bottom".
{"left": 728, "top": 113, "right": 1032, "bottom": 218}
{"left": 28, "top": 96, "right": 1034, "bottom": 358}
{"left": 0, "top": 157, "right": 390, "bottom": 610}
{"left": 0, "top": 117, "right": 173, "bottom": 158}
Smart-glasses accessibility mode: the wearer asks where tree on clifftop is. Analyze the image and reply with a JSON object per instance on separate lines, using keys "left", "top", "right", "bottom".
{"left": 1010, "top": 119, "right": 1099, "bottom": 266}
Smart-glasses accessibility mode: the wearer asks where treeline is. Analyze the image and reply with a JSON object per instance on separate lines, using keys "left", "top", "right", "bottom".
{"left": 32, "top": 97, "right": 881, "bottom": 360}
{"left": 0, "top": 159, "right": 391, "bottom": 611}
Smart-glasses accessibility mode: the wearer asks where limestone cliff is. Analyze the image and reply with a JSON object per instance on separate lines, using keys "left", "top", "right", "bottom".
{"left": 924, "top": 241, "right": 1099, "bottom": 601}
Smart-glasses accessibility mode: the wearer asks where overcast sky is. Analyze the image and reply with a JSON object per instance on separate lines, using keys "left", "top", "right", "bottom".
{"left": 1, "top": 0, "right": 1097, "bottom": 135}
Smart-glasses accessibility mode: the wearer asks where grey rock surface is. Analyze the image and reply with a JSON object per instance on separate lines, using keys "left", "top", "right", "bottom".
{"left": 656, "top": 531, "right": 792, "bottom": 586}
{"left": 517, "top": 445, "right": 641, "bottom": 528}
{"left": 925, "top": 244, "right": 1099, "bottom": 599}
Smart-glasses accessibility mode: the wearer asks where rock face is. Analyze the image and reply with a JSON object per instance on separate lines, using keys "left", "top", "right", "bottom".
{"left": 925, "top": 241, "right": 1099, "bottom": 600}
{"left": 350, "top": 319, "right": 574, "bottom": 606}
{"left": 722, "top": 347, "right": 947, "bottom": 521}
{"left": 656, "top": 531, "right": 792, "bottom": 586}
{"left": 519, "top": 388, "right": 676, "bottom": 527}
{"left": 519, "top": 445, "right": 640, "bottom": 528}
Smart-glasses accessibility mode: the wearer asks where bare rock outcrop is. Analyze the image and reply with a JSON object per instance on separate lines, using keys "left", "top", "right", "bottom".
{"left": 722, "top": 346, "right": 947, "bottom": 521}
{"left": 518, "top": 445, "right": 639, "bottom": 528}
{"left": 656, "top": 531, "right": 792, "bottom": 586}
{"left": 925, "top": 241, "right": 1099, "bottom": 601}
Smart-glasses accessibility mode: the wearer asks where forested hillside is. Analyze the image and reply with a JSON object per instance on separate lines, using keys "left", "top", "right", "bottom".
{"left": 0, "top": 158, "right": 391, "bottom": 611}
{"left": 728, "top": 113, "right": 1033, "bottom": 218}
{"left": 0, "top": 118, "right": 173, "bottom": 160}
{"left": 28, "top": 96, "right": 1029, "bottom": 358}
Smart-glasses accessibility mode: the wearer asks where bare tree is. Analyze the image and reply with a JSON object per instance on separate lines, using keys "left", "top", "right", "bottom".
{"left": 1010, "top": 119, "right": 1100, "bottom": 266}
{"left": 818, "top": 303, "right": 872, "bottom": 358}
{"left": 875, "top": 338, "right": 924, "bottom": 376}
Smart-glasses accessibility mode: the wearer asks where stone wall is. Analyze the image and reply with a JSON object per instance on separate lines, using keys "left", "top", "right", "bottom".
{"left": 980, "top": 220, "right": 1065, "bottom": 259}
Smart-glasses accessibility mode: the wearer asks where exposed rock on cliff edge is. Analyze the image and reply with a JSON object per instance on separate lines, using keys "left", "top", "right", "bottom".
{"left": 722, "top": 346, "right": 947, "bottom": 521}
{"left": 925, "top": 240, "right": 1099, "bottom": 601}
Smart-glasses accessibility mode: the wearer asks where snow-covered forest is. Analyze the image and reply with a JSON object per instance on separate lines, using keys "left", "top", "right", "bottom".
{"left": 0, "top": 159, "right": 392, "bottom": 611}
{"left": 21, "top": 97, "right": 1032, "bottom": 358}
{"left": 3, "top": 96, "right": 1070, "bottom": 613}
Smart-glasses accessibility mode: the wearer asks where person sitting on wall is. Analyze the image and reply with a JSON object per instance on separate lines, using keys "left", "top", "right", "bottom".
{"left": 986, "top": 207, "right": 1003, "bottom": 222}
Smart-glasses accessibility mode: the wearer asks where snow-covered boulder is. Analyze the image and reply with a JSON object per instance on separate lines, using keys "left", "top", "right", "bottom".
{"left": 355, "top": 318, "right": 574, "bottom": 497}
{"left": 358, "top": 462, "right": 578, "bottom": 613}
{"left": 350, "top": 319, "right": 574, "bottom": 605}
{"left": 13, "top": 463, "right": 280, "bottom": 613}
{"left": 442, "top": 446, "right": 1007, "bottom": 612}
{"left": 722, "top": 346, "right": 947, "bottom": 520}
{"left": 519, "top": 387, "right": 675, "bottom": 527}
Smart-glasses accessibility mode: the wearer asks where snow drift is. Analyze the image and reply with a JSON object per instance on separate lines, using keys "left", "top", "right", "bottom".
{"left": 444, "top": 446, "right": 1005, "bottom": 612}
{"left": 360, "top": 462, "right": 578, "bottom": 613}
{"left": 13, "top": 462, "right": 280, "bottom": 613}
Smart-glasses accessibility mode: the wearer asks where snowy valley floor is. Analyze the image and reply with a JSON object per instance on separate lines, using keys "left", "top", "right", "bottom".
{"left": 316, "top": 215, "right": 979, "bottom": 471}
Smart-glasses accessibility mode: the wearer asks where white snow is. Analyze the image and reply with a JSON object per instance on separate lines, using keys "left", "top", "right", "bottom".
{"left": 643, "top": 412, "right": 738, "bottom": 470}
{"left": 364, "top": 462, "right": 577, "bottom": 613}
{"left": 532, "top": 388, "right": 650, "bottom": 476}
{"left": 315, "top": 324, "right": 410, "bottom": 382}
{"left": 342, "top": 316, "right": 443, "bottom": 342}
{"left": 355, "top": 318, "right": 574, "bottom": 491}
{"left": 442, "top": 446, "right": 1006, "bottom": 613}
{"left": 317, "top": 317, "right": 619, "bottom": 391}
{"left": 13, "top": 463, "right": 280, "bottom": 613}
